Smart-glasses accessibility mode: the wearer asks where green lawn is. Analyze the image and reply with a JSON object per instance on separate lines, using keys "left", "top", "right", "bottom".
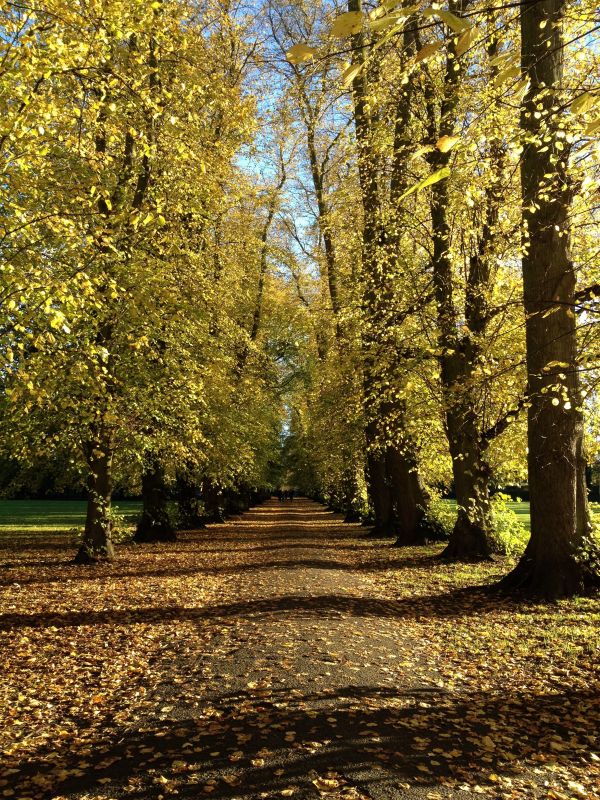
{"left": 505, "top": 500, "right": 599, "bottom": 531}
{"left": 0, "top": 499, "right": 142, "bottom": 539}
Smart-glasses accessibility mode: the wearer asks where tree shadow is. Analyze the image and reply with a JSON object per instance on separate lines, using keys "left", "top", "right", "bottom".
{"left": 7, "top": 682, "right": 598, "bottom": 799}
{"left": 0, "top": 585, "right": 517, "bottom": 630}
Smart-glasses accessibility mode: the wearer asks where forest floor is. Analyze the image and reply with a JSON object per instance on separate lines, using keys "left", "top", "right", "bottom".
{"left": 0, "top": 499, "right": 599, "bottom": 800}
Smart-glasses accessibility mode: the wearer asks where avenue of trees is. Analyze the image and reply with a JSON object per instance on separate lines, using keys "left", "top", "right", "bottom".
{"left": 1, "top": 0, "right": 599, "bottom": 598}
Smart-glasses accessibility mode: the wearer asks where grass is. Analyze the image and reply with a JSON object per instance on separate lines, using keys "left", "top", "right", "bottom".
{"left": 0, "top": 499, "right": 142, "bottom": 540}
{"left": 444, "top": 499, "right": 600, "bottom": 531}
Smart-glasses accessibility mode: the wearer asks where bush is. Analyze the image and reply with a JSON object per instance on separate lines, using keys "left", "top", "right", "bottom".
{"left": 489, "top": 493, "right": 528, "bottom": 555}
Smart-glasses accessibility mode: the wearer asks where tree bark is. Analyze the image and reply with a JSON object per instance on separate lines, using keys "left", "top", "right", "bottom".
{"left": 176, "top": 472, "right": 206, "bottom": 530}
{"left": 201, "top": 478, "right": 225, "bottom": 523}
{"left": 387, "top": 444, "right": 445, "bottom": 545}
{"left": 423, "top": 2, "right": 494, "bottom": 560}
{"left": 498, "top": 0, "right": 599, "bottom": 598}
{"left": 75, "top": 432, "right": 115, "bottom": 563}
{"left": 365, "top": 421, "right": 395, "bottom": 536}
{"left": 134, "top": 460, "right": 176, "bottom": 542}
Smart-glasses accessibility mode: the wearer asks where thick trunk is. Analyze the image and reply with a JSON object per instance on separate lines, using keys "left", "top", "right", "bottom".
{"left": 75, "top": 434, "right": 115, "bottom": 563}
{"left": 134, "top": 461, "right": 175, "bottom": 543}
{"left": 365, "top": 422, "right": 394, "bottom": 536}
{"left": 176, "top": 472, "right": 206, "bottom": 530}
{"left": 440, "top": 389, "right": 493, "bottom": 559}
{"left": 387, "top": 445, "right": 444, "bottom": 546}
{"left": 201, "top": 478, "right": 225, "bottom": 523}
{"left": 498, "top": 0, "right": 599, "bottom": 598}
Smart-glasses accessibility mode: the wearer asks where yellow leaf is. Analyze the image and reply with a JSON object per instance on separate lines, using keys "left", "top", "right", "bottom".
{"left": 425, "top": 7, "right": 470, "bottom": 33}
{"left": 436, "top": 135, "right": 460, "bottom": 153}
{"left": 585, "top": 117, "right": 600, "bottom": 136}
{"left": 286, "top": 43, "right": 318, "bottom": 64}
{"left": 415, "top": 40, "right": 444, "bottom": 64}
{"left": 330, "top": 11, "right": 364, "bottom": 37}
{"left": 312, "top": 777, "right": 340, "bottom": 792}
{"left": 398, "top": 166, "right": 451, "bottom": 201}
{"left": 341, "top": 62, "right": 363, "bottom": 88}
{"left": 494, "top": 64, "right": 520, "bottom": 87}
{"left": 370, "top": 12, "right": 405, "bottom": 33}
{"left": 456, "top": 27, "right": 476, "bottom": 57}
{"left": 570, "top": 92, "right": 598, "bottom": 115}
{"left": 410, "top": 145, "right": 433, "bottom": 160}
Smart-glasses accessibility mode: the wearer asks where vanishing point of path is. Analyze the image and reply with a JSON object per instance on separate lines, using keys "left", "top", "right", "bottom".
{"left": 2, "top": 499, "right": 599, "bottom": 800}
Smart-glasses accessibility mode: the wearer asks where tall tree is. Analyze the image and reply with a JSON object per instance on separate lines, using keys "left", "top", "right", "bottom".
{"left": 499, "top": 0, "right": 600, "bottom": 597}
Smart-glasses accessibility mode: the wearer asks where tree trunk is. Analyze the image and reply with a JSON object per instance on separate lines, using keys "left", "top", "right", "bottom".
{"left": 498, "top": 0, "right": 600, "bottom": 598}
{"left": 176, "top": 472, "right": 206, "bottom": 530}
{"left": 387, "top": 445, "right": 444, "bottom": 546}
{"left": 75, "top": 433, "right": 115, "bottom": 563}
{"left": 365, "top": 421, "right": 395, "bottom": 536}
{"left": 341, "top": 468, "right": 362, "bottom": 522}
{"left": 442, "top": 414, "right": 493, "bottom": 559}
{"left": 134, "top": 460, "right": 176, "bottom": 543}
{"left": 425, "top": 5, "right": 495, "bottom": 560}
{"left": 201, "top": 478, "right": 225, "bottom": 523}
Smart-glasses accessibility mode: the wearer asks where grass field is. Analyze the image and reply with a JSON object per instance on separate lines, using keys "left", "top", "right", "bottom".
{"left": 0, "top": 499, "right": 142, "bottom": 541}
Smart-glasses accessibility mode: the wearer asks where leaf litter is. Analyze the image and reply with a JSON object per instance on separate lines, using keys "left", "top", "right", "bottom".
{"left": 0, "top": 499, "right": 598, "bottom": 799}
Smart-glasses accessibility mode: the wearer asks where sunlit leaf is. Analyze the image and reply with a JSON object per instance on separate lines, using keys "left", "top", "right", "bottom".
{"left": 456, "top": 27, "right": 476, "bottom": 57}
{"left": 436, "top": 135, "right": 460, "bottom": 153}
{"left": 414, "top": 40, "right": 444, "bottom": 64}
{"left": 330, "top": 11, "right": 364, "bottom": 37}
{"left": 286, "top": 43, "right": 318, "bottom": 64}
{"left": 570, "top": 92, "right": 598, "bottom": 115}
{"left": 398, "top": 166, "right": 451, "bottom": 200}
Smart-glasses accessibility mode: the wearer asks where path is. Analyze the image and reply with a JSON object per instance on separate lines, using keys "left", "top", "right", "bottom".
{"left": 145, "top": 498, "right": 448, "bottom": 800}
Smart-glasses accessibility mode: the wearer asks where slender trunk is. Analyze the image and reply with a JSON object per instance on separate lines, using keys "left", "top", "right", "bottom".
{"left": 424, "top": 2, "right": 494, "bottom": 560}
{"left": 498, "top": 0, "right": 599, "bottom": 597}
{"left": 225, "top": 486, "right": 251, "bottom": 515}
{"left": 134, "top": 460, "right": 175, "bottom": 542}
{"left": 75, "top": 433, "right": 115, "bottom": 563}
{"left": 576, "top": 414, "right": 593, "bottom": 540}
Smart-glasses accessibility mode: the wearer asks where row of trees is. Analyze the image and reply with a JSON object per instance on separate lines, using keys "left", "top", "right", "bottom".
{"left": 262, "top": 0, "right": 599, "bottom": 598}
{"left": 0, "top": 0, "right": 292, "bottom": 559}
{"left": 1, "top": 0, "right": 598, "bottom": 598}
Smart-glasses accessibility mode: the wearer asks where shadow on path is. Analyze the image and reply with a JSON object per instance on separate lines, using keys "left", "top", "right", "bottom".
{"left": 7, "top": 683, "right": 598, "bottom": 799}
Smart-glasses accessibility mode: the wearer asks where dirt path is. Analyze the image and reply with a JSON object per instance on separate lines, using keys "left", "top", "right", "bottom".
{"left": 2, "top": 498, "right": 598, "bottom": 800}
{"left": 143, "top": 498, "right": 450, "bottom": 800}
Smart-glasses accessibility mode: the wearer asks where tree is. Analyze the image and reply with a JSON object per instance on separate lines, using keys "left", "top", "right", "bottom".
{"left": 498, "top": 0, "right": 600, "bottom": 597}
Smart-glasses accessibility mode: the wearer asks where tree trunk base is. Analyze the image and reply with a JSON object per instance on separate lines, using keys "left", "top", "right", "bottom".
{"left": 134, "top": 519, "right": 177, "bottom": 543}
{"left": 439, "top": 518, "right": 493, "bottom": 562}
{"left": 494, "top": 550, "right": 600, "bottom": 600}
{"left": 394, "top": 516, "right": 448, "bottom": 547}
{"left": 344, "top": 510, "right": 362, "bottom": 523}
{"left": 177, "top": 514, "right": 207, "bottom": 531}
{"left": 73, "top": 546, "right": 114, "bottom": 565}
{"left": 362, "top": 523, "right": 397, "bottom": 539}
